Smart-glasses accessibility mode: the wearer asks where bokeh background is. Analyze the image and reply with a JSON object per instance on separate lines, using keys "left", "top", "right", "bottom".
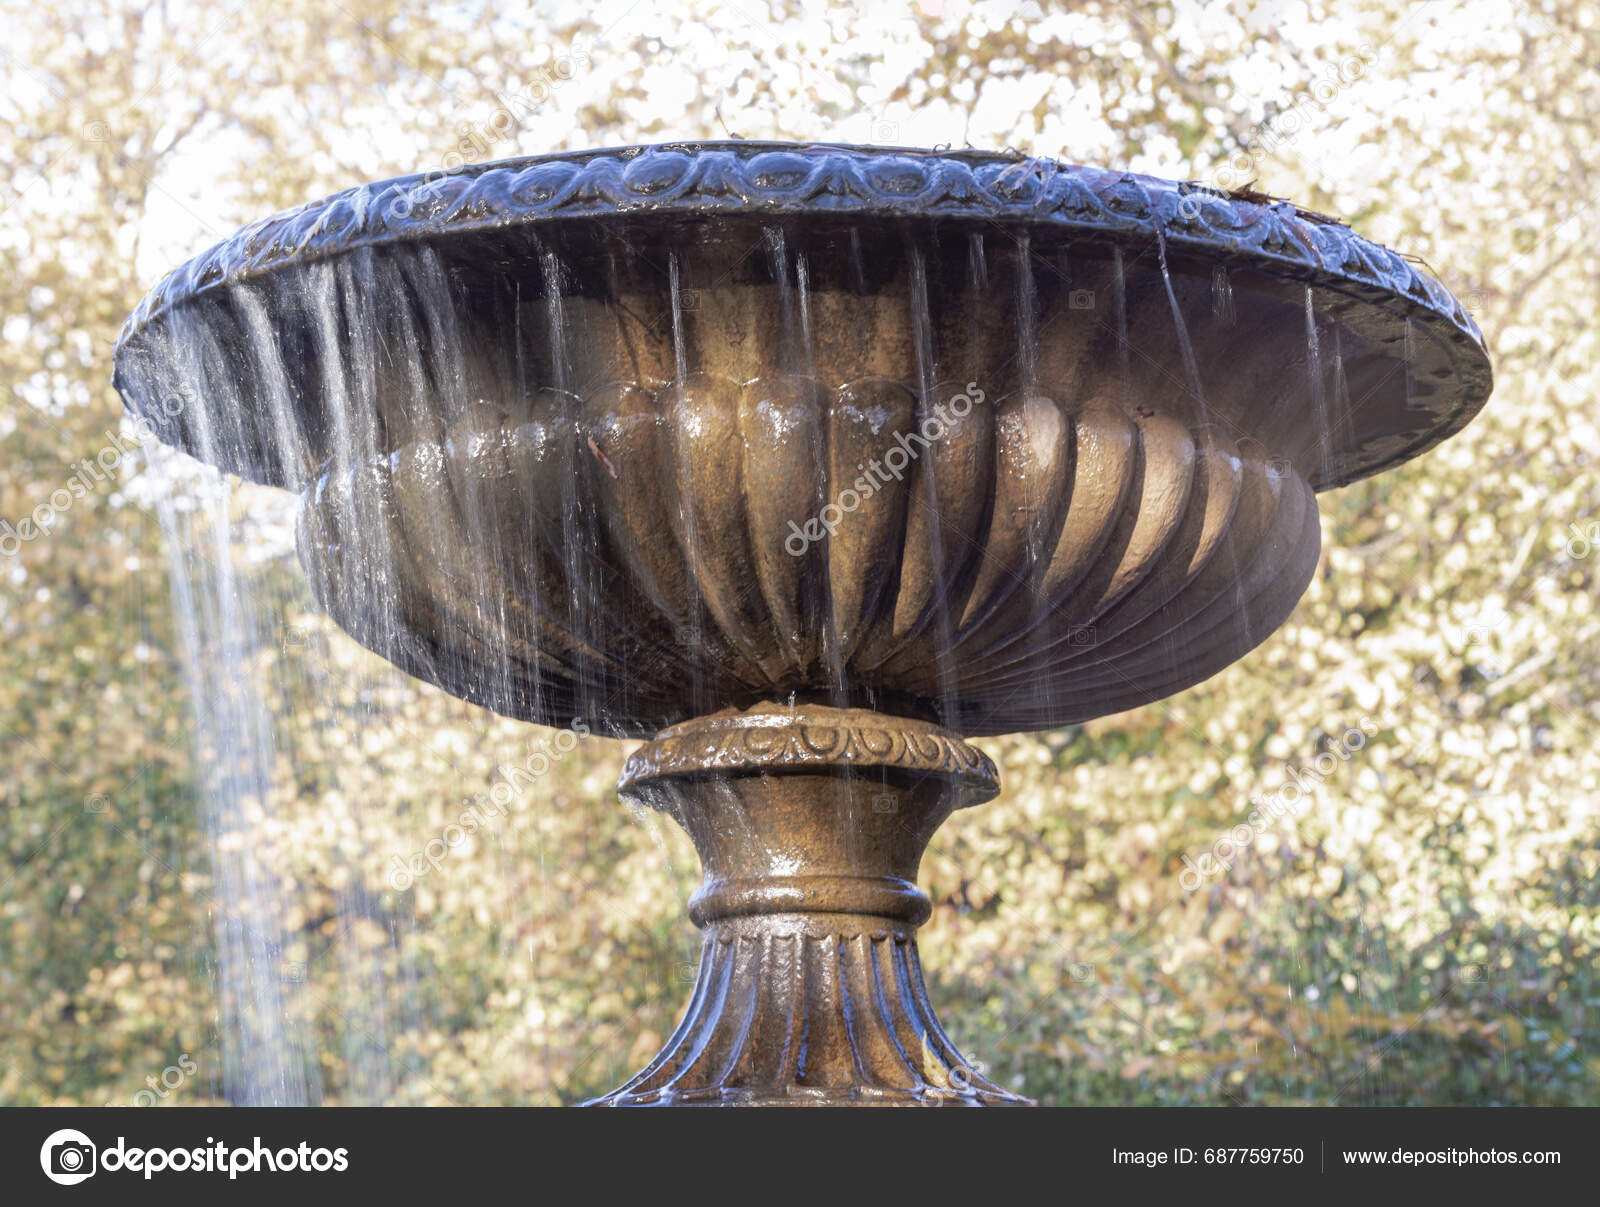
{"left": 2, "top": 0, "right": 1596, "bottom": 1106}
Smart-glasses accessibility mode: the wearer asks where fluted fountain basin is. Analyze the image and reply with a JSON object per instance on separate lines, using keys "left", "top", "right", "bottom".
{"left": 112, "top": 143, "right": 1490, "bottom": 739}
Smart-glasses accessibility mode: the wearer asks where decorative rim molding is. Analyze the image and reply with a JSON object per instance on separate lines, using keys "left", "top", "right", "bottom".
{"left": 116, "top": 140, "right": 1488, "bottom": 360}
{"left": 617, "top": 703, "right": 998, "bottom": 790}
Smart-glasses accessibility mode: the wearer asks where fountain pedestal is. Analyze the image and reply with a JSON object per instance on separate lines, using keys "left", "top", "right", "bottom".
{"left": 591, "top": 704, "right": 1028, "bottom": 1106}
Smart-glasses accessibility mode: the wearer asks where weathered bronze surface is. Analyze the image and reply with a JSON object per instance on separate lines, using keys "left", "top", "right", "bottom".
{"left": 113, "top": 143, "right": 1493, "bottom": 1105}
{"left": 291, "top": 380, "right": 1320, "bottom": 736}
{"left": 592, "top": 704, "right": 1026, "bottom": 1105}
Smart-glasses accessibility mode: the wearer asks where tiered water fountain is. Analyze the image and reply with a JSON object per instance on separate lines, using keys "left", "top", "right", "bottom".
{"left": 114, "top": 142, "right": 1491, "bottom": 1106}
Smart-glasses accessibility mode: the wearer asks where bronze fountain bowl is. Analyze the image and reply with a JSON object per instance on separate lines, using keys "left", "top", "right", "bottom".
{"left": 114, "top": 142, "right": 1491, "bottom": 1105}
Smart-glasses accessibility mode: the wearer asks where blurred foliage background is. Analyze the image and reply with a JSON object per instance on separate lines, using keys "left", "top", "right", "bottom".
{"left": 1, "top": 0, "right": 1596, "bottom": 1107}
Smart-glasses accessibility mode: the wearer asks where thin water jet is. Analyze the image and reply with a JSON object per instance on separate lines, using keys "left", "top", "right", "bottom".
{"left": 114, "top": 143, "right": 1492, "bottom": 1107}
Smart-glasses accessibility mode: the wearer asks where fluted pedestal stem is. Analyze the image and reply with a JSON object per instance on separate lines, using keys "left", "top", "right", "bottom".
{"left": 587, "top": 704, "right": 1030, "bottom": 1107}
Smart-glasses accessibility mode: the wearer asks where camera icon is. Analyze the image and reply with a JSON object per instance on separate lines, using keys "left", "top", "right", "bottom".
{"left": 1068, "top": 289, "right": 1095, "bottom": 310}
{"left": 1456, "top": 963, "right": 1488, "bottom": 984}
{"left": 1068, "top": 626, "right": 1097, "bottom": 648}
{"left": 283, "top": 625, "right": 307, "bottom": 647}
{"left": 1455, "top": 612, "right": 1508, "bottom": 651}
{"left": 281, "top": 962, "right": 307, "bottom": 984}
{"left": 676, "top": 962, "right": 699, "bottom": 984}
{"left": 872, "top": 793, "right": 897, "bottom": 814}
{"left": 41, "top": 1129, "right": 97, "bottom": 1185}
{"left": 947, "top": 1059, "right": 987, "bottom": 1089}
{"left": 678, "top": 288, "right": 700, "bottom": 312}
{"left": 51, "top": 1140, "right": 94, "bottom": 1176}
{"left": 1069, "top": 961, "right": 1095, "bottom": 982}
{"left": 84, "top": 793, "right": 109, "bottom": 814}
{"left": 868, "top": 119, "right": 900, "bottom": 144}
{"left": 1565, "top": 520, "right": 1599, "bottom": 560}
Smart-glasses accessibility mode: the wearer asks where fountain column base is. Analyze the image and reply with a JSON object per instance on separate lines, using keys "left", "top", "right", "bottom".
{"left": 586, "top": 703, "right": 1030, "bottom": 1107}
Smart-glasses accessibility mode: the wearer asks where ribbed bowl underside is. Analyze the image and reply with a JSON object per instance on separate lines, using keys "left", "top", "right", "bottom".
{"left": 112, "top": 143, "right": 1489, "bottom": 736}
{"left": 297, "top": 374, "right": 1318, "bottom": 736}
